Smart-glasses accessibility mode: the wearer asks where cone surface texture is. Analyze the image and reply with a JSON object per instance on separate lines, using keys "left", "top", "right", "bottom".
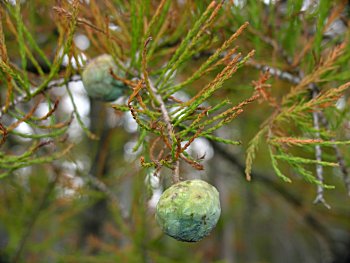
{"left": 82, "top": 54, "right": 127, "bottom": 101}
{"left": 156, "top": 179, "right": 221, "bottom": 242}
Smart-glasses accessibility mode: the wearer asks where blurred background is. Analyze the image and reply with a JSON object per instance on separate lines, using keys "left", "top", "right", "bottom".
{"left": 0, "top": 0, "right": 350, "bottom": 262}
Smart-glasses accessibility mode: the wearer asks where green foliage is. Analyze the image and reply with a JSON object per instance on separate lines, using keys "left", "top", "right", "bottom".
{"left": 0, "top": 0, "right": 350, "bottom": 262}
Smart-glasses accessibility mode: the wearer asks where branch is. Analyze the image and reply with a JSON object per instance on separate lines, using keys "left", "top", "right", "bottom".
{"left": 246, "top": 55, "right": 348, "bottom": 205}
{"left": 52, "top": 6, "right": 125, "bottom": 48}
{"left": 0, "top": 75, "right": 81, "bottom": 119}
{"left": 210, "top": 141, "right": 338, "bottom": 258}
{"left": 198, "top": 42, "right": 349, "bottom": 202}
{"left": 142, "top": 38, "right": 180, "bottom": 183}
{"left": 320, "top": 113, "right": 350, "bottom": 196}
{"left": 310, "top": 84, "right": 330, "bottom": 208}
{"left": 247, "top": 60, "right": 301, "bottom": 85}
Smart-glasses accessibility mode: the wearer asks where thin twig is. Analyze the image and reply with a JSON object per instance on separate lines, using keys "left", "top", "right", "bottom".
{"left": 244, "top": 54, "right": 346, "bottom": 205}
{"left": 210, "top": 140, "right": 338, "bottom": 259}
{"left": 174, "top": 160, "right": 180, "bottom": 183}
{"left": 247, "top": 60, "right": 301, "bottom": 85}
{"left": 195, "top": 50, "right": 301, "bottom": 85}
{"left": 142, "top": 38, "right": 180, "bottom": 182}
{"left": 319, "top": 113, "right": 350, "bottom": 196}
{"left": 242, "top": 46, "right": 344, "bottom": 206}
{"left": 149, "top": 79, "right": 180, "bottom": 182}
{"left": 52, "top": 6, "right": 124, "bottom": 47}
{"left": 0, "top": 75, "right": 81, "bottom": 119}
{"left": 311, "top": 84, "right": 330, "bottom": 208}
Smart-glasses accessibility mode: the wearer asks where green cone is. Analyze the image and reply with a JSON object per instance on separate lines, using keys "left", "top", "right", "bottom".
{"left": 156, "top": 179, "right": 221, "bottom": 242}
{"left": 82, "top": 54, "right": 128, "bottom": 101}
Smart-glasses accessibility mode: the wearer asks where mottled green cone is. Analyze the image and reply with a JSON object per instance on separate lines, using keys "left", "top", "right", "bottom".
{"left": 156, "top": 179, "right": 221, "bottom": 242}
{"left": 82, "top": 54, "right": 128, "bottom": 101}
